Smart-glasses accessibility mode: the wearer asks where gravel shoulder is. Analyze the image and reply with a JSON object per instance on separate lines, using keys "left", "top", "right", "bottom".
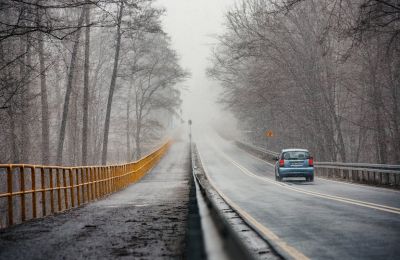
{"left": 0, "top": 141, "right": 190, "bottom": 260}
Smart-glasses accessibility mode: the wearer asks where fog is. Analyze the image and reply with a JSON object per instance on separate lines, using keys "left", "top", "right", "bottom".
{"left": 157, "top": 0, "right": 238, "bottom": 133}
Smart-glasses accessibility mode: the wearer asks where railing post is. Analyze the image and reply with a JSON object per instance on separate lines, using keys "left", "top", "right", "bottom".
{"left": 100, "top": 167, "right": 104, "bottom": 196}
{"left": 108, "top": 167, "right": 111, "bottom": 194}
{"left": 40, "top": 167, "right": 46, "bottom": 217}
{"left": 89, "top": 167, "right": 93, "bottom": 201}
{"left": 82, "top": 168, "right": 86, "bottom": 203}
{"left": 76, "top": 168, "right": 81, "bottom": 206}
{"left": 7, "top": 166, "right": 13, "bottom": 226}
{"left": 31, "top": 166, "right": 37, "bottom": 219}
{"left": 56, "top": 169, "right": 62, "bottom": 212}
{"left": 70, "top": 169, "right": 75, "bottom": 208}
{"left": 104, "top": 167, "right": 107, "bottom": 195}
{"left": 63, "top": 169, "right": 69, "bottom": 209}
{"left": 50, "top": 169, "right": 54, "bottom": 214}
{"left": 86, "top": 168, "right": 90, "bottom": 201}
{"left": 20, "top": 166, "right": 26, "bottom": 222}
{"left": 93, "top": 168, "right": 97, "bottom": 199}
{"left": 95, "top": 167, "right": 99, "bottom": 198}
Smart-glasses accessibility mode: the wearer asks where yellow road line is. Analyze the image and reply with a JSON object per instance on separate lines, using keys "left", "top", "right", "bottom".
{"left": 197, "top": 147, "right": 310, "bottom": 260}
{"left": 219, "top": 149, "right": 400, "bottom": 215}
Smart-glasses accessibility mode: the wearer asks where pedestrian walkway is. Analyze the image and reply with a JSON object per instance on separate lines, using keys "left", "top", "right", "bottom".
{"left": 0, "top": 142, "right": 190, "bottom": 260}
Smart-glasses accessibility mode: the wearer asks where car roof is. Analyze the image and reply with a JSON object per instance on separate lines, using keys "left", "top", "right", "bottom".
{"left": 281, "top": 148, "right": 309, "bottom": 152}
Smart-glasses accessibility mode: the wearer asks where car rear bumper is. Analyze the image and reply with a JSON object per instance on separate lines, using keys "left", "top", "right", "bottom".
{"left": 278, "top": 167, "right": 314, "bottom": 177}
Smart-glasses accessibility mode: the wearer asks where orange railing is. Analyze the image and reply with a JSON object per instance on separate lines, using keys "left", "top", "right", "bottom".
{"left": 0, "top": 141, "right": 171, "bottom": 229}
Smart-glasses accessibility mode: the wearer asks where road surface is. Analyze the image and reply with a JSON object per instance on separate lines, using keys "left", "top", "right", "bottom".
{"left": 196, "top": 131, "right": 400, "bottom": 259}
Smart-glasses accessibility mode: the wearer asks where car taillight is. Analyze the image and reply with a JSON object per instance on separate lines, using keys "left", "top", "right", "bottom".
{"left": 308, "top": 158, "right": 314, "bottom": 167}
{"left": 279, "top": 159, "right": 285, "bottom": 167}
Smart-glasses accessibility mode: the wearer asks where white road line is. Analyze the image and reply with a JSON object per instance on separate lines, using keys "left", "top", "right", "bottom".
{"left": 234, "top": 144, "right": 400, "bottom": 194}
{"left": 197, "top": 146, "right": 310, "bottom": 260}
{"left": 217, "top": 147, "right": 400, "bottom": 215}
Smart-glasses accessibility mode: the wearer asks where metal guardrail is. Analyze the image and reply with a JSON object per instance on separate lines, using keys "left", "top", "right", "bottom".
{"left": 0, "top": 141, "right": 171, "bottom": 229}
{"left": 235, "top": 140, "right": 400, "bottom": 187}
{"left": 191, "top": 143, "right": 256, "bottom": 260}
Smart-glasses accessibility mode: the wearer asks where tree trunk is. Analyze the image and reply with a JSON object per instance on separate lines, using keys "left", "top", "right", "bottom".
{"left": 56, "top": 10, "right": 85, "bottom": 165}
{"left": 101, "top": 2, "right": 124, "bottom": 164}
{"left": 135, "top": 127, "right": 141, "bottom": 160}
{"left": 82, "top": 4, "right": 91, "bottom": 165}
{"left": 38, "top": 32, "right": 50, "bottom": 164}
{"left": 126, "top": 87, "right": 132, "bottom": 161}
{"left": 8, "top": 108, "right": 19, "bottom": 163}
{"left": 19, "top": 35, "right": 30, "bottom": 163}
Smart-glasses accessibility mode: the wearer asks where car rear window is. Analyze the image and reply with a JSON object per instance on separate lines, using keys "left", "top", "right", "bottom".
{"left": 282, "top": 151, "right": 310, "bottom": 160}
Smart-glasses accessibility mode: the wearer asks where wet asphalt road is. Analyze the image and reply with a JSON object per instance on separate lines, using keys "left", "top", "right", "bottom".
{"left": 196, "top": 132, "right": 400, "bottom": 260}
{"left": 0, "top": 142, "right": 190, "bottom": 260}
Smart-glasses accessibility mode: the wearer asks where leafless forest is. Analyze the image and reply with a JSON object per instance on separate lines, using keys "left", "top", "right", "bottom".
{"left": 209, "top": 0, "right": 400, "bottom": 163}
{"left": 0, "top": 0, "right": 188, "bottom": 165}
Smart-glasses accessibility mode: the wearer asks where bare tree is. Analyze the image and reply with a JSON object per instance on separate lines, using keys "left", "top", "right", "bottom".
{"left": 56, "top": 9, "right": 85, "bottom": 165}
{"left": 210, "top": 0, "right": 400, "bottom": 163}
{"left": 82, "top": 2, "right": 91, "bottom": 165}
{"left": 101, "top": 1, "right": 124, "bottom": 164}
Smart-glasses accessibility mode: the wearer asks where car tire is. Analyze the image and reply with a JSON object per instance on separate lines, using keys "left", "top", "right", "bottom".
{"left": 275, "top": 174, "right": 281, "bottom": 182}
{"left": 310, "top": 175, "right": 314, "bottom": 182}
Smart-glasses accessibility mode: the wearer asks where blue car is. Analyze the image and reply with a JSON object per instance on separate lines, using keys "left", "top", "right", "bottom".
{"left": 274, "top": 149, "right": 314, "bottom": 182}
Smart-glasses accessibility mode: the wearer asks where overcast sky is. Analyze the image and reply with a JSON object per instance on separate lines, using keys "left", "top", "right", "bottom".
{"left": 156, "top": 0, "right": 235, "bottom": 128}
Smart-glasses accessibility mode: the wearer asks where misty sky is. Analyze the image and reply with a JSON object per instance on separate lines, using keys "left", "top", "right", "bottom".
{"left": 156, "top": 0, "right": 235, "bottom": 127}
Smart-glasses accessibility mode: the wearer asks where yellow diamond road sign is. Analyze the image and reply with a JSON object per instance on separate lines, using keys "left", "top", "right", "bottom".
{"left": 265, "top": 130, "right": 273, "bottom": 137}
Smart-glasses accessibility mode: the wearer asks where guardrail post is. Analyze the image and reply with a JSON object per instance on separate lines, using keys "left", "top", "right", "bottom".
{"left": 368, "top": 171, "right": 372, "bottom": 185}
{"left": 7, "top": 166, "right": 13, "bottom": 226}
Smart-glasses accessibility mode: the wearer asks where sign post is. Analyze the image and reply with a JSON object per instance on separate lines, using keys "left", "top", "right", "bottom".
{"left": 264, "top": 130, "right": 273, "bottom": 152}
